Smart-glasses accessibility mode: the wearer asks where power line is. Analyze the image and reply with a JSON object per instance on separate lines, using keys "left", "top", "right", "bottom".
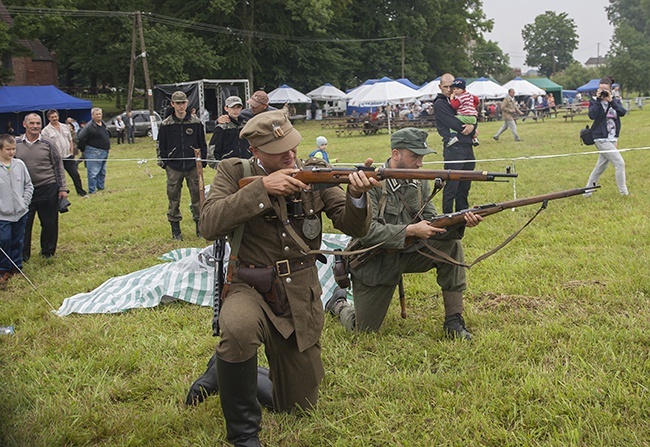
{"left": 4, "top": 6, "right": 404, "bottom": 43}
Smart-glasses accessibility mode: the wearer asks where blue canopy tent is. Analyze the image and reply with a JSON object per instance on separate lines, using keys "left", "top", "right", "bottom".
{"left": 576, "top": 79, "right": 601, "bottom": 94}
{"left": 396, "top": 78, "right": 421, "bottom": 90}
{"left": 0, "top": 85, "right": 92, "bottom": 135}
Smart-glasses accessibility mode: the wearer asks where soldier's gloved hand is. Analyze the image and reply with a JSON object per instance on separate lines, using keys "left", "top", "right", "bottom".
{"left": 157, "top": 159, "right": 166, "bottom": 169}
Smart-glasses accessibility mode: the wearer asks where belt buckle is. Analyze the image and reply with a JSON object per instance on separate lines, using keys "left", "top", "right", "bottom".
{"left": 276, "top": 259, "right": 290, "bottom": 277}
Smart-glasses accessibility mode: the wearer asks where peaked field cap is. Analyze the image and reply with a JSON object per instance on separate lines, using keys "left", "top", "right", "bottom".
{"left": 247, "top": 90, "right": 269, "bottom": 107}
{"left": 391, "top": 127, "right": 435, "bottom": 155}
{"left": 171, "top": 91, "right": 188, "bottom": 102}
{"left": 240, "top": 109, "right": 302, "bottom": 154}
{"left": 225, "top": 96, "right": 243, "bottom": 107}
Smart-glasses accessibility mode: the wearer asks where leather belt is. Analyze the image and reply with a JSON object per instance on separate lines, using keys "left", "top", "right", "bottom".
{"left": 239, "top": 255, "right": 317, "bottom": 277}
{"left": 275, "top": 256, "right": 317, "bottom": 277}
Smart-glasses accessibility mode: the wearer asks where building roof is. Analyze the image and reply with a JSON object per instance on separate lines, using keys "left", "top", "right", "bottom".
{"left": 585, "top": 57, "right": 608, "bottom": 66}
{"left": 0, "top": 1, "right": 14, "bottom": 26}
{"left": 18, "top": 39, "right": 54, "bottom": 61}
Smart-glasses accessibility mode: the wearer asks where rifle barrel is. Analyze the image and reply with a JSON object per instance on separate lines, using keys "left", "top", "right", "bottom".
{"left": 430, "top": 186, "right": 600, "bottom": 228}
{"left": 238, "top": 166, "right": 517, "bottom": 188}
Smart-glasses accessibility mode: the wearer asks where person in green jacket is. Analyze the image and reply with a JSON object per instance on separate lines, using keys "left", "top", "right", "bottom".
{"left": 326, "top": 127, "right": 482, "bottom": 340}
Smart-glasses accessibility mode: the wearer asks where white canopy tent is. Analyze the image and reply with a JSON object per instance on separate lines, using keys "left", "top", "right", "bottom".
{"left": 502, "top": 77, "right": 546, "bottom": 97}
{"left": 416, "top": 77, "right": 441, "bottom": 100}
{"left": 306, "top": 83, "right": 349, "bottom": 100}
{"left": 267, "top": 84, "right": 312, "bottom": 104}
{"left": 466, "top": 77, "right": 508, "bottom": 99}
{"left": 348, "top": 77, "right": 419, "bottom": 133}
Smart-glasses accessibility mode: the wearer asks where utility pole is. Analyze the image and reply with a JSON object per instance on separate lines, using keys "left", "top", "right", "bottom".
{"left": 401, "top": 36, "right": 405, "bottom": 79}
{"left": 136, "top": 11, "right": 154, "bottom": 117}
{"left": 597, "top": 42, "right": 601, "bottom": 66}
{"left": 126, "top": 15, "right": 137, "bottom": 113}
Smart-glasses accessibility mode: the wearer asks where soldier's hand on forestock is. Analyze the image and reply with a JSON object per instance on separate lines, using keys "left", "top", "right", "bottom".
{"left": 463, "top": 211, "right": 482, "bottom": 227}
{"left": 347, "top": 158, "right": 377, "bottom": 198}
{"left": 262, "top": 168, "right": 308, "bottom": 196}
{"left": 405, "top": 220, "right": 447, "bottom": 239}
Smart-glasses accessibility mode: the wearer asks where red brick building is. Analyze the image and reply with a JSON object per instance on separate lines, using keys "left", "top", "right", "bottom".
{"left": 1, "top": 2, "right": 58, "bottom": 86}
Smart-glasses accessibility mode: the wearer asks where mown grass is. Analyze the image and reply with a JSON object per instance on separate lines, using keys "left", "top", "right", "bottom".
{"left": 1, "top": 110, "right": 648, "bottom": 446}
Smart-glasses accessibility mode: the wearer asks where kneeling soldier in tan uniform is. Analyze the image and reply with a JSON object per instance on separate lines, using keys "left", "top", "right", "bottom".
{"left": 191, "top": 109, "right": 376, "bottom": 446}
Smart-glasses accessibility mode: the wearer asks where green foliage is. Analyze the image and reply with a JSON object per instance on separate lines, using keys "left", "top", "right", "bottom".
{"left": 551, "top": 62, "right": 605, "bottom": 90}
{"left": 522, "top": 11, "right": 579, "bottom": 77}
{"left": 1, "top": 109, "right": 649, "bottom": 446}
{"left": 2, "top": 0, "right": 502, "bottom": 92}
{"left": 471, "top": 38, "right": 511, "bottom": 78}
{"left": 607, "top": 0, "right": 650, "bottom": 94}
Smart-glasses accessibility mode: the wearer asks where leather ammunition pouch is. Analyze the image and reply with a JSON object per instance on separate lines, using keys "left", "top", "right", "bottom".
{"left": 238, "top": 266, "right": 284, "bottom": 316}
{"left": 332, "top": 249, "right": 350, "bottom": 289}
{"left": 238, "top": 256, "right": 317, "bottom": 316}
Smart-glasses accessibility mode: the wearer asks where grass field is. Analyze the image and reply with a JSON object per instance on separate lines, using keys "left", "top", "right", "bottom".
{"left": 1, "top": 109, "right": 649, "bottom": 446}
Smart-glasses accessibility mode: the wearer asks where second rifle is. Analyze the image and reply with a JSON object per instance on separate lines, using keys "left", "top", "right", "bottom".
{"left": 238, "top": 166, "right": 517, "bottom": 188}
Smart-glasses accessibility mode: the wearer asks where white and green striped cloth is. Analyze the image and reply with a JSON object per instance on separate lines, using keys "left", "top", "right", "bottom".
{"left": 55, "top": 233, "right": 351, "bottom": 317}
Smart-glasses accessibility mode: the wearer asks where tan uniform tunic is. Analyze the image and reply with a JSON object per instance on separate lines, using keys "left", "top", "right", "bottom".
{"left": 200, "top": 157, "right": 371, "bottom": 410}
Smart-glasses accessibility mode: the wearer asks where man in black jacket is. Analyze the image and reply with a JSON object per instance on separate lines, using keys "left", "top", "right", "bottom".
{"left": 157, "top": 91, "right": 207, "bottom": 240}
{"left": 433, "top": 73, "right": 476, "bottom": 214}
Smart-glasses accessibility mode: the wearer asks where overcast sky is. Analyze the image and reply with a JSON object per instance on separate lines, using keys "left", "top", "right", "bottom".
{"left": 481, "top": 0, "right": 614, "bottom": 70}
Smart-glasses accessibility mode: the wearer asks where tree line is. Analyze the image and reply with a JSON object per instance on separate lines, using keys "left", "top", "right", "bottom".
{"left": 1, "top": 0, "right": 510, "bottom": 92}
{"left": 2, "top": 0, "right": 649, "bottom": 96}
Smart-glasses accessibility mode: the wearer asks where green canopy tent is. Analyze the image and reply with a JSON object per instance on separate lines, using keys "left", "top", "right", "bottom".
{"left": 526, "top": 78, "right": 563, "bottom": 105}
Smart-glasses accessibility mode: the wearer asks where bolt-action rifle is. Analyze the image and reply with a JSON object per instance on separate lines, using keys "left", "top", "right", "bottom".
{"left": 238, "top": 166, "right": 517, "bottom": 188}
{"left": 422, "top": 185, "right": 600, "bottom": 232}
{"left": 351, "top": 185, "right": 601, "bottom": 271}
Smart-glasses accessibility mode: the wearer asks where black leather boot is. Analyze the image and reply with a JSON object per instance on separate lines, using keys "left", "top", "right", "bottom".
{"left": 195, "top": 220, "right": 202, "bottom": 238}
{"left": 217, "top": 355, "right": 262, "bottom": 447}
{"left": 185, "top": 353, "right": 274, "bottom": 410}
{"left": 170, "top": 221, "right": 182, "bottom": 240}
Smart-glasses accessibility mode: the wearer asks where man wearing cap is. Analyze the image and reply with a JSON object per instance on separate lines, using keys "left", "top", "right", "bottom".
{"left": 207, "top": 95, "right": 251, "bottom": 167}
{"left": 216, "top": 90, "right": 277, "bottom": 127}
{"left": 325, "top": 127, "right": 481, "bottom": 340}
{"left": 433, "top": 73, "right": 477, "bottom": 214}
{"left": 157, "top": 90, "right": 207, "bottom": 240}
{"left": 192, "top": 109, "right": 375, "bottom": 446}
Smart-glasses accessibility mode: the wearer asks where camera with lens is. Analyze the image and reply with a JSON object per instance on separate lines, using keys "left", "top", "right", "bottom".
{"left": 599, "top": 91, "right": 610, "bottom": 99}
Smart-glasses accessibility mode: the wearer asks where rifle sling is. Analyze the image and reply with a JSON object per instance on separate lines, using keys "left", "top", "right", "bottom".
{"left": 416, "top": 201, "right": 548, "bottom": 268}
{"left": 221, "top": 160, "right": 252, "bottom": 305}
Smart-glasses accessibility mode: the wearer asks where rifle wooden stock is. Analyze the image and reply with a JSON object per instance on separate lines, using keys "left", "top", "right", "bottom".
{"left": 428, "top": 186, "right": 601, "bottom": 229}
{"left": 237, "top": 166, "right": 517, "bottom": 188}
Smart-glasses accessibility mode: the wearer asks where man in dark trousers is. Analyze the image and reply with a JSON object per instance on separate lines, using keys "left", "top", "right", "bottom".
{"left": 157, "top": 91, "right": 207, "bottom": 240}
{"left": 15, "top": 113, "right": 67, "bottom": 260}
{"left": 433, "top": 73, "right": 476, "bottom": 213}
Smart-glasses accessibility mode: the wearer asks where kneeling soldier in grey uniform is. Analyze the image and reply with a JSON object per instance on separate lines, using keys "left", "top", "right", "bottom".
{"left": 325, "top": 128, "right": 482, "bottom": 340}
{"left": 189, "top": 109, "right": 376, "bottom": 446}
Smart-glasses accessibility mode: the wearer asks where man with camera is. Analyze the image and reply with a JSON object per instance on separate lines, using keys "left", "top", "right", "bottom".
{"left": 584, "top": 77, "right": 630, "bottom": 197}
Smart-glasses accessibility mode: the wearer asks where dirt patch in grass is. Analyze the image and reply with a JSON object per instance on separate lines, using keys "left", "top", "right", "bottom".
{"left": 471, "top": 292, "right": 554, "bottom": 312}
